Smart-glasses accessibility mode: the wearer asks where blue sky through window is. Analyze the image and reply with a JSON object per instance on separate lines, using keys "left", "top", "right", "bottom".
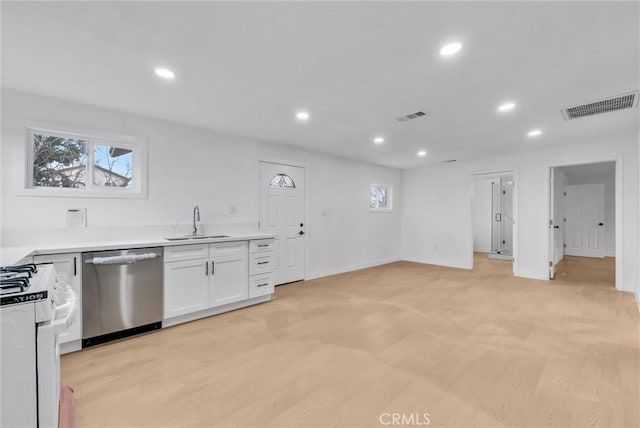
{"left": 94, "top": 145, "right": 132, "bottom": 178}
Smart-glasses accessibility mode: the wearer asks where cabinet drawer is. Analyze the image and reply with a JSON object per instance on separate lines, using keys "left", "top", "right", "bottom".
{"left": 164, "top": 244, "right": 209, "bottom": 263}
{"left": 211, "top": 241, "right": 248, "bottom": 258}
{"left": 249, "top": 273, "right": 274, "bottom": 298}
{"left": 249, "top": 252, "right": 274, "bottom": 275}
{"left": 250, "top": 239, "right": 275, "bottom": 253}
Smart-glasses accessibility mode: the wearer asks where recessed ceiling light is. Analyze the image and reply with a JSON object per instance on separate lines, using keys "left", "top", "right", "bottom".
{"left": 527, "top": 129, "right": 542, "bottom": 137}
{"left": 440, "top": 42, "right": 462, "bottom": 56}
{"left": 498, "top": 102, "right": 516, "bottom": 112}
{"left": 296, "top": 111, "right": 310, "bottom": 121}
{"left": 417, "top": 150, "right": 428, "bottom": 157}
{"left": 154, "top": 67, "right": 175, "bottom": 80}
{"left": 373, "top": 137, "right": 385, "bottom": 144}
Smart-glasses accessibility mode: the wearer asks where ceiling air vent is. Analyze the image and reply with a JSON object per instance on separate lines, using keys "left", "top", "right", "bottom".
{"left": 397, "top": 111, "right": 428, "bottom": 122}
{"left": 562, "top": 91, "right": 639, "bottom": 120}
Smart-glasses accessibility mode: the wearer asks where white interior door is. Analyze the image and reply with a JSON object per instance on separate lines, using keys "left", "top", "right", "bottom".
{"left": 548, "top": 169, "right": 567, "bottom": 278}
{"left": 566, "top": 183, "right": 605, "bottom": 258}
{"left": 258, "top": 162, "right": 305, "bottom": 285}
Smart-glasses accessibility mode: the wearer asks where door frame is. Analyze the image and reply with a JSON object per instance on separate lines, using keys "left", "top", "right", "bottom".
{"left": 255, "top": 158, "right": 307, "bottom": 281}
{"left": 546, "top": 159, "right": 622, "bottom": 290}
{"left": 468, "top": 169, "right": 519, "bottom": 275}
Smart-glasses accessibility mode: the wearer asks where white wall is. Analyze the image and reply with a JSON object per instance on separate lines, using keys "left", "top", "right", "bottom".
{"left": 401, "top": 139, "right": 638, "bottom": 293}
{"left": 605, "top": 173, "right": 616, "bottom": 257}
{"left": 471, "top": 177, "right": 492, "bottom": 253}
{"left": 1, "top": 89, "right": 403, "bottom": 278}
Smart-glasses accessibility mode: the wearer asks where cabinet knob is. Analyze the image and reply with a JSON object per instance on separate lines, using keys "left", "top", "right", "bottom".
{"left": 299, "top": 231, "right": 305, "bottom": 236}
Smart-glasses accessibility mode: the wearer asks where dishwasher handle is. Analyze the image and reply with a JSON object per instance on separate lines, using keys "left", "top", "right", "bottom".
{"left": 85, "top": 253, "right": 159, "bottom": 265}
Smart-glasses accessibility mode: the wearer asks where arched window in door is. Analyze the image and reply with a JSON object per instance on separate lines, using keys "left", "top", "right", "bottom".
{"left": 269, "top": 173, "right": 296, "bottom": 188}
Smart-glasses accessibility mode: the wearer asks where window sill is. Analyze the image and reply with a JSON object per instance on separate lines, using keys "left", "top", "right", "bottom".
{"left": 15, "top": 187, "right": 147, "bottom": 199}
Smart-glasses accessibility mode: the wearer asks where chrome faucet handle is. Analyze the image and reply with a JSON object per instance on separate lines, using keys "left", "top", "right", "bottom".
{"left": 192, "top": 205, "right": 201, "bottom": 236}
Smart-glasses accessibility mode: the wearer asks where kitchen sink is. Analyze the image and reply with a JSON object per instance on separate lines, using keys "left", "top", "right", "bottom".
{"left": 164, "top": 235, "right": 229, "bottom": 241}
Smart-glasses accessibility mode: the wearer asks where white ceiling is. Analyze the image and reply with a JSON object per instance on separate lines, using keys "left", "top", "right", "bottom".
{"left": 2, "top": 1, "right": 638, "bottom": 169}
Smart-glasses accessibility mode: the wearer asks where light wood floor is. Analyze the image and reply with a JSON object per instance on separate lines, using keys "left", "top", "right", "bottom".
{"left": 554, "top": 255, "right": 615, "bottom": 288}
{"left": 62, "top": 254, "right": 639, "bottom": 427}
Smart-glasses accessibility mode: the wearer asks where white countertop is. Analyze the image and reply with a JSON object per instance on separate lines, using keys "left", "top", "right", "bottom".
{"left": 1, "top": 233, "right": 275, "bottom": 266}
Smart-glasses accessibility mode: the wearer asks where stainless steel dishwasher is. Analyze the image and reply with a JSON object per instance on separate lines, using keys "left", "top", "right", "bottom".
{"left": 82, "top": 247, "right": 163, "bottom": 347}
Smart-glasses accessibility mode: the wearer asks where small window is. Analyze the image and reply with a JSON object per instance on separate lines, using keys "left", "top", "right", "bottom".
{"left": 269, "top": 173, "right": 296, "bottom": 188}
{"left": 369, "top": 184, "right": 392, "bottom": 212}
{"left": 32, "top": 133, "right": 88, "bottom": 188}
{"left": 23, "top": 127, "right": 146, "bottom": 198}
{"left": 93, "top": 145, "right": 133, "bottom": 188}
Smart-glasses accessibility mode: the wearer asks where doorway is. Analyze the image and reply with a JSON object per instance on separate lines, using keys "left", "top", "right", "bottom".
{"left": 490, "top": 175, "right": 514, "bottom": 260}
{"left": 258, "top": 161, "right": 306, "bottom": 286}
{"left": 471, "top": 171, "right": 516, "bottom": 273}
{"left": 548, "top": 161, "right": 616, "bottom": 286}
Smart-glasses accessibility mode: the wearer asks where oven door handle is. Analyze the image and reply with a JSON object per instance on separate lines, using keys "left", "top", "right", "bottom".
{"left": 51, "top": 284, "right": 78, "bottom": 335}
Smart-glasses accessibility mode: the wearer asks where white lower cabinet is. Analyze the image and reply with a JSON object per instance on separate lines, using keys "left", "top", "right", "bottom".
{"left": 249, "top": 239, "right": 275, "bottom": 297}
{"left": 33, "top": 253, "right": 82, "bottom": 353}
{"left": 249, "top": 273, "right": 274, "bottom": 298}
{"left": 163, "top": 258, "right": 210, "bottom": 318}
{"left": 210, "top": 242, "right": 248, "bottom": 307}
{"left": 163, "top": 241, "right": 250, "bottom": 323}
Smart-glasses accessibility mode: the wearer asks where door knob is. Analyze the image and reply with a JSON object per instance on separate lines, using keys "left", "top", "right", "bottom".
{"left": 598, "top": 223, "right": 604, "bottom": 226}
{"left": 554, "top": 225, "right": 560, "bottom": 229}
{"left": 299, "top": 231, "right": 305, "bottom": 235}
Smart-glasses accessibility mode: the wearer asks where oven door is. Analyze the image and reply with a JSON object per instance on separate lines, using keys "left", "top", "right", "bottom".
{"left": 37, "top": 278, "right": 77, "bottom": 428}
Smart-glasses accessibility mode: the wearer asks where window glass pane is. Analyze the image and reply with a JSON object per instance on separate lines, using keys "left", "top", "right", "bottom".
{"left": 93, "top": 145, "right": 133, "bottom": 188}
{"left": 378, "top": 187, "right": 387, "bottom": 208}
{"left": 32, "top": 133, "right": 87, "bottom": 188}
{"left": 370, "top": 186, "right": 378, "bottom": 208}
{"left": 269, "top": 173, "right": 295, "bottom": 188}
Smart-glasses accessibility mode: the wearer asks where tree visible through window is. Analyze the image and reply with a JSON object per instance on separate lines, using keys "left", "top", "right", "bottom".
{"left": 28, "top": 129, "right": 140, "bottom": 194}
{"left": 32, "top": 134, "right": 88, "bottom": 188}
{"left": 93, "top": 145, "right": 132, "bottom": 187}
{"left": 370, "top": 184, "right": 392, "bottom": 211}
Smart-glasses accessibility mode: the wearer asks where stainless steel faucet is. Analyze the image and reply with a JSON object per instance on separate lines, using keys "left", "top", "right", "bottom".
{"left": 192, "top": 205, "right": 200, "bottom": 236}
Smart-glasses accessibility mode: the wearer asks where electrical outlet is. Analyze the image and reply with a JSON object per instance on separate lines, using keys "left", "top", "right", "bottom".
{"left": 67, "top": 209, "right": 86, "bottom": 228}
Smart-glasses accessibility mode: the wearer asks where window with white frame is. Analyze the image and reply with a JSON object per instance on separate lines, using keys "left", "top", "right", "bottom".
{"left": 369, "top": 184, "right": 392, "bottom": 211}
{"left": 23, "top": 127, "right": 146, "bottom": 197}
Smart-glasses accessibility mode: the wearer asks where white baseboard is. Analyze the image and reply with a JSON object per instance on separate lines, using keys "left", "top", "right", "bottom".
{"left": 305, "top": 257, "right": 400, "bottom": 281}
{"left": 516, "top": 269, "right": 549, "bottom": 281}
{"left": 401, "top": 257, "right": 473, "bottom": 270}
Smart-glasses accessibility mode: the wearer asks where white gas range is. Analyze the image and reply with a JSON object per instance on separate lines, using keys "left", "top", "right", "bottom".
{"left": 1, "top": 263, "right": 78, "bottom": 428}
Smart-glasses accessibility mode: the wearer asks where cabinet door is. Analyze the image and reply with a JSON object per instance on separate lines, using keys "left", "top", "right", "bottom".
{"left": 210, "top": 242, "right": 248, "bottom": 307}
{"left": 33, "top": 253, "right": 82, "bottom": 344}
{"left": 163, "top": 259, "right": 210, "bottom": 319}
